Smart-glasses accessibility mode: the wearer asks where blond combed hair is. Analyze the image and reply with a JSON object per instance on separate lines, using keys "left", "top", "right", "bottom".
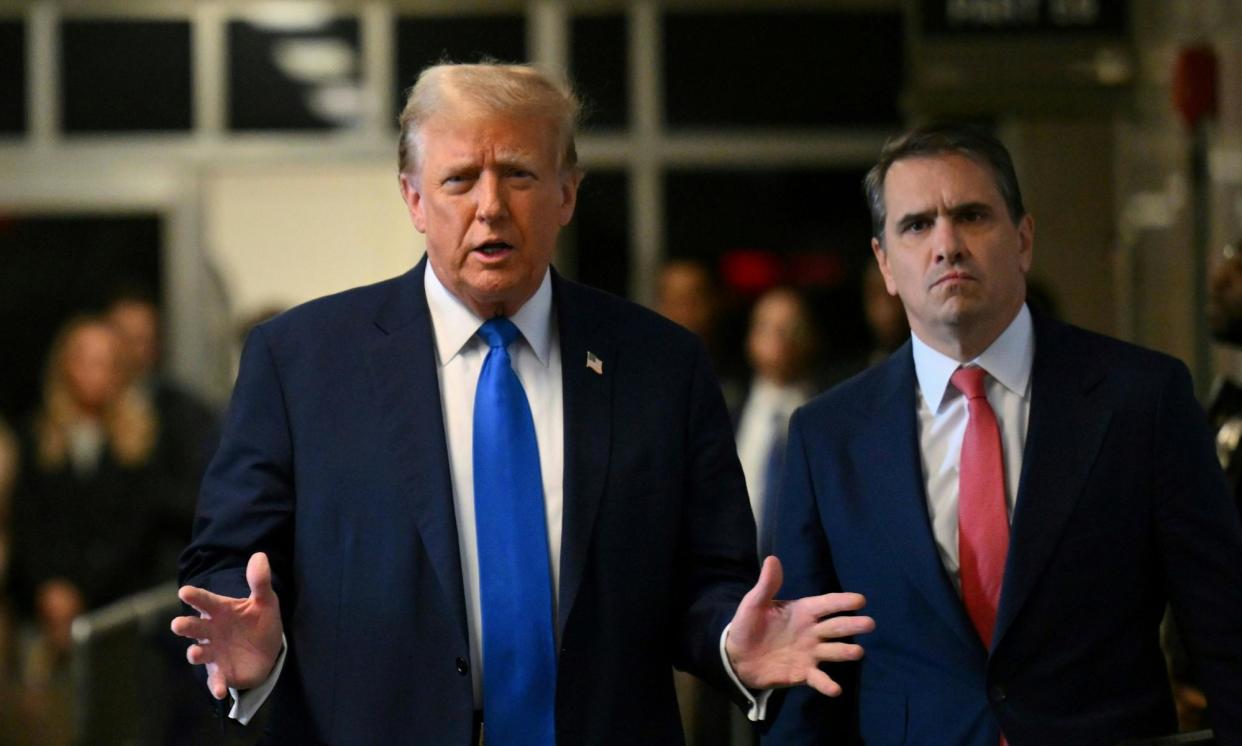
{"left": 397, "top": 61, "right": 581, "bottom": 176}
{"left": 35, "top": 316, "right": 156, "bottom": 471}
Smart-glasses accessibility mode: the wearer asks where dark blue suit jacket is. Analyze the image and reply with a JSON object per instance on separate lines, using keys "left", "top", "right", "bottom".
{"left": 180, "top": 259, "right": 758, "bottom": 745}
{"left": 765, "top": 311, "right": 1242, "bottom": 746}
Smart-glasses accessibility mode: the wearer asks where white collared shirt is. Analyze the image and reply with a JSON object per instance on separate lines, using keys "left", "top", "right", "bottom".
{"left": 735, "top": 378, "right": 814, "bottom": 540}
{"left": 424, "top": 265, "right": 565, "bottom": 705}
{"left": 911, "top": 304, "right": 1034, "bottom": 593}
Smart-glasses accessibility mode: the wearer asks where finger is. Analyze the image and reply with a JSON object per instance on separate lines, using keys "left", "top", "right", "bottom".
{"left": 740, "top": 555, "right": 784, "bottom": 611}
{"left": 813, "top": 614, "right": 876, "bottom": 640}
{"left": 812, "top": 641, "right": 865, "bottom": 663}
{"left": 186, "top": 643, "right": 215, "bottom": 666}
{"left": 206, "top": 664, "right": 228, "bottom": 701}
{"left": 799, "top": 591, "right": 867, "bottom": 619}
{"left": 247, "top": 552, "right": 275, "bottom": 606}
{"left": 178, "top": 585, "right": 228, "bottom": 617}
{"left": 805, "top": 668, "right": 842, "bottom": 698}
{"left": 170, "top": 615, "right": 213, "bottom": 640}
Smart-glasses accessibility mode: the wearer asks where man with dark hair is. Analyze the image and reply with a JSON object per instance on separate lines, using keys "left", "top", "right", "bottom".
{"left": 765, "top": 123, "right": 1242, "bottom": 745}
{"left": 172, "top": 62, "right": 873, "bottom": 745}
{"left": 104, "top": 286, "right": 220, "bottom": 573}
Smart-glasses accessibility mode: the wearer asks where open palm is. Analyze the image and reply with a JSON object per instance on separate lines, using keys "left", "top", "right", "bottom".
{"left": 171, "top": 552, "right": 285, "bottom": 699}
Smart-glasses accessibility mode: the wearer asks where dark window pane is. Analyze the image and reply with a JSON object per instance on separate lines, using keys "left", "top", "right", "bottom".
{"left": 571, "top": 15, "right": 628, "bottom": 130}
{"left": 61, "top": 20, "right": 192, "bottom": 132}
{"left": 0, "top": 20, "right": 25, "bottom": 134}
{"left": 229, "top": 18, "right": 362, "bottom": 131}
{"left": 664, "top": 12, "right": 903, "bottom": 127}
{"left": 567, "top": 170, "right": 629, "bottom": 298}
{"left": 0, "top": 214, "right": 161, "bottom": 422}
{"left": 394, "top": 15, "right": 526, "bottom": 115}
{"left": 664, "top": 169, "right": 874, "bottom": 369}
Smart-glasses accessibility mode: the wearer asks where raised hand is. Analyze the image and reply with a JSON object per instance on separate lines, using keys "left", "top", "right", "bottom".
{"left": 171, "top": 552, "right": 285, "bottom": 700}
{"left": 725, "top": 556, "right": 875, "bottom": 696}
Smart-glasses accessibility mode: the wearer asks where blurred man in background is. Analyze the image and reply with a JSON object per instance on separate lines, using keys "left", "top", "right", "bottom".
{"left": 105, "top": 288, "right": 219, "bottom": 575}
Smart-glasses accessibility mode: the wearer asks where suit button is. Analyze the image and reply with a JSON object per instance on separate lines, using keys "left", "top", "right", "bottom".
{"left": 456, "top": 657, "right": 469, "bottom": 676}
{"left": 989, "top": 684, "right": 1006, "bottom": 703}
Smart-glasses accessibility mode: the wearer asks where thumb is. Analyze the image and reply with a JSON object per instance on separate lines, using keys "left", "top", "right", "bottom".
{"left": 246, "top": 552, "right": 275, "bottom": 605}
{"left": 741, "top": 555, "right": 784, "bottom": 611}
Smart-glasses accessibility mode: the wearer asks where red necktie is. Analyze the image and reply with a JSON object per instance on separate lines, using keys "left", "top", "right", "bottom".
{"left": 952, "top": 366, "right": 1010, "bottom": 650}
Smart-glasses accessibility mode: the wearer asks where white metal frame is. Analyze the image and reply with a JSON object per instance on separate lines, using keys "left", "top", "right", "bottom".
{"left": 0, "top": 0, "right": 897, "bottom": 391}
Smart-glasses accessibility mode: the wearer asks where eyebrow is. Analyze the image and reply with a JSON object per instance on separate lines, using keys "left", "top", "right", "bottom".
{"left": 438, "top": 151, "right": 539, "bottom": 174}
{"left": 894, "top": 201, "right": 993, "bottom": 227}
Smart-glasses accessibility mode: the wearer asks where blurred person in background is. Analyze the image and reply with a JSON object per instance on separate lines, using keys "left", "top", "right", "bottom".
{"left": 1167, "top": 236, "right": 1242, "bottom": 730}
{"left": 8, "top": 316, "right": 164, "bottom": 685}
{"left": 861, "top": 261, "right": 908, "bottom": 365}
{"left": 105, "top": 287, "right": 219, "bottom": 575}
{"left": 1206, "top": 238, "right": 1242, "bottom": 514}
{"left": 823, "top": 262, "right": 909, "bottom": 386}
{"left": 682, "top": 287, "right": 823, "bottom": 746}
{"left": 0, "top": 419, "right": 17, "bottom": 679}
{"left": 735, "top": 287, "right": 821, "bottom": 559}
{"left": 657, "top": 259, "right": 720, "bottom": 342}
{"left": 656, "top": 259, "right": 744, "bottom": 411}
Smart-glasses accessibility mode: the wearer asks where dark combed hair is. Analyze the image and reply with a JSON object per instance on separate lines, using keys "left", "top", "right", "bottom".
{"left": 863, "top": 123, "right": 1026, "bottom": 242}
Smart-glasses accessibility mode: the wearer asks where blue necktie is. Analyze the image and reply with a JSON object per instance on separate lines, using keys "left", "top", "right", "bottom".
{"left": 473, "top": 318, "right": 557, "bottom": 745}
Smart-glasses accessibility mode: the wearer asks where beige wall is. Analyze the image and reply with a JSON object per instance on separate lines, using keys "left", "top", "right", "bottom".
{"left": 1006, "top": 120, "right": 1118, "bottom": 338}
{"left": 203, "top": 159, "right": 423, "bottom": 321}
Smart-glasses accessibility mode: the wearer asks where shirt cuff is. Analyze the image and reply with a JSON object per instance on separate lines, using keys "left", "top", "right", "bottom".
{"left": 228, "top": 633, "right": 287, "bottom": 725}
{"left": 720, "top": 623, "right": 773, "bottom": 721}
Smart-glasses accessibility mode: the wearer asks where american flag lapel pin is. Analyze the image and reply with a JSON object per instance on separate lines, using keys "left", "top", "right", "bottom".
{"left": 586, "top": 351, "right": 603, "bottom": 375}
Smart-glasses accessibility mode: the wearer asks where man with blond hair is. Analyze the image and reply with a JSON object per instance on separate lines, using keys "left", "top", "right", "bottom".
{"left": 173, "top": 62, "right": 873, "bottom": 745}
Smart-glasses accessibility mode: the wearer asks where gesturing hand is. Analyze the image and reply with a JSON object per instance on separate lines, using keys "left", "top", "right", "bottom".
{"left": 170, "top": 552, "right": 285, "bottom": 700}
{"left": 725, "top": 556, "right": 875, "bottom": 696}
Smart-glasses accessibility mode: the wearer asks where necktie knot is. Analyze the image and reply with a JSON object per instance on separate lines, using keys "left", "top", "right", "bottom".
{"left": 478, "top": 317, "right": 520, "bottom": 350}
{"left": 952, "top": 365, "right": 989, "bottom": 400}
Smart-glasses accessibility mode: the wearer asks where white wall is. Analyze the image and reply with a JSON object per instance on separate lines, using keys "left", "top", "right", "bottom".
{"left": 203, "top": 158, "right": 424, "bottom": 320}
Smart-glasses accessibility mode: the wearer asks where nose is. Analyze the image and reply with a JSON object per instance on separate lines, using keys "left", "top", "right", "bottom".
{"left": 476, "top": 172, "right": 508, "bottom": 224}
{"left": 930, "top": 217, "right": 964, "bottom": 264}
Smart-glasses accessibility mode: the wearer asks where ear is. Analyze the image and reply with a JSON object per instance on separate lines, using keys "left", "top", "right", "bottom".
{"left": 558, "top": 169, "right": 583, "bottom": 227}
{"left": 871, "top": 237, "right": 898, "bottom": 296}
{"left": 399, "top": 173, "right": 427, "bottom": 234}
{"left": 1017, "top": 213, "right": 1034, "bottom": 274}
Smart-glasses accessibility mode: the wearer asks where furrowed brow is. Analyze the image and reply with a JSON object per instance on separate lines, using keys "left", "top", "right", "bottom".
{"left": 947, "top": 201, "right": 993, "bottom": 218}
{"left": 895, "top": 209, "right": 935, "bottom": 229}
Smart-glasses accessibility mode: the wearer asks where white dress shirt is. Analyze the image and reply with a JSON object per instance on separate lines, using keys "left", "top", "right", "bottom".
{"left": 735, "top": 379, "right": 813, "bottom": 544}
{"left": 911, "top": 304, "right": 1034, "bottom": 592}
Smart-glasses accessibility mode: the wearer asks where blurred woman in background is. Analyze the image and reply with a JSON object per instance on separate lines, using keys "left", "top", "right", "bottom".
{"left": 8, "top": 316, "right": 164, "bottom": 684}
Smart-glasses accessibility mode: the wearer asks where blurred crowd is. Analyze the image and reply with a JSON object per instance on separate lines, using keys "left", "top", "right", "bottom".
{"left": 0, "top": 289, "right": 219, "bottom": 745}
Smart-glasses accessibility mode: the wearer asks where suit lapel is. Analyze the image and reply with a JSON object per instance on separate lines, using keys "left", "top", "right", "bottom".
{"left": 366, "top": 259, "right": 469, "bottom": 643}
{"left": 854, "top": 345, "right": 982, "bottom": 652}
{"left": 553, "top": 273, "right": 615, "bottom": 639}
{"left": 993, "top": 316, "right": 1111, "bottom": 648}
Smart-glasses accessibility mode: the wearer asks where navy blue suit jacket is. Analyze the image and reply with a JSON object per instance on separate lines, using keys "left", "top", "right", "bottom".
{"left": 765, "top": 311, "right": 1242, "bottom": 746}
{"left": 180, "top": 259, "right": 758, "bottom": 745}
